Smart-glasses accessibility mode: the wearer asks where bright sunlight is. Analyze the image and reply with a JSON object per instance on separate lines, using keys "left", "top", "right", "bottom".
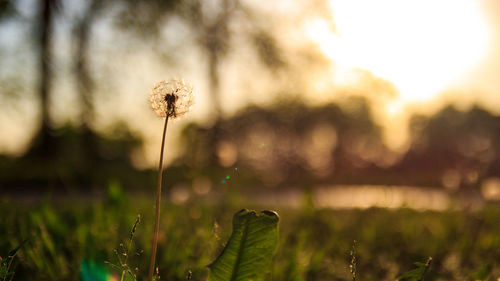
{"left": 306, "top": 0, "right": 491, "bottom": 109}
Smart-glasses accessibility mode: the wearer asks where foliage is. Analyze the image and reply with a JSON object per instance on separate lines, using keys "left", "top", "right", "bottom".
{"left": 0, "top": 240, "right": 27, "bottom": 281}
{"left": 208, "top": 209, "right": 279, "bottom": 281}
{"left": 349, "top": 240, "right": 357, "bottom": 281}
{"left": 397, "top": 257, "right": 432, "bottom": 281}
{"left": 2, "top": 191, "right": 500, "bottom": 280}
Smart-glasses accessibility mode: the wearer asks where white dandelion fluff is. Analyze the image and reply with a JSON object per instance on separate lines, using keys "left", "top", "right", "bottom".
{"left": 149, "top": 78, "right": 194, "bottom": 118}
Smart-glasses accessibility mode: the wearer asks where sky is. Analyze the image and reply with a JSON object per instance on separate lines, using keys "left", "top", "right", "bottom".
{"left": 0, "top": 0, "right": 499, "bottom": 166}
{"left": 303, "top": 0, "right": 500, "bottom": 149}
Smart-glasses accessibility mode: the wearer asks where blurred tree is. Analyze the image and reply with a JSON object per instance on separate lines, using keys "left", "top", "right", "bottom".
{"left": 0, "top": 0, "right": 148, "bottom": 188}
{"left": 28, "top": 0, "right": 58, "bottom": 158}
{"left": 112, "top": 0, "right": 286, "bottom": 170}
{"left": 74, "top": 0, "right": 105, "bottom": 131}
{"left": 113, "top": 0, "right": 284, "bottom": 117}
{"left": 181, "top": 0, "right": 285, "bottom": 117}
{"left": 71, "top": 0, "right": 107, "bottom": 167}
{"left": 177, "top": 100, "right": 500, "bottom": 190}
{"left": 0, "top": 0, "right": 14, "bottom": 21}
{"left": 0, "top": 0, "right": 21, "bottom": 101}
{"left": 178, "top": 97, "right": 388, "bottom": 188}
{"left": 186, "top": 0, "right": 231, "bottom": 116}
{"left": 399, "top": 105, "right": 500, "bottom": 188}
{"left": 114, "top": 0, "right": 179, "bottom": 37}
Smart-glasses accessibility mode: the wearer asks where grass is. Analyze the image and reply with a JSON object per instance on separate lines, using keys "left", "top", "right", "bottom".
{"left": 1, "top": 187, "right": 500, "bottom": 281}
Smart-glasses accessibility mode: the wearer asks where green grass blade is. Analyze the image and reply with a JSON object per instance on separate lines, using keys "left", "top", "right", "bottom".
{"left": 7, "top": 239, "right": 28, "bottom": 258}
{"left": 208, "top": 209, "right": 279, "bottom": 281}
{"left": 398, "top": 257, "right": 432, "bottom": 281}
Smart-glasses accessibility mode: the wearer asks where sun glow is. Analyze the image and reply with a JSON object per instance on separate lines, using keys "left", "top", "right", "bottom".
{"left": 306, "top": 0, "right": 491, "bottom": 107}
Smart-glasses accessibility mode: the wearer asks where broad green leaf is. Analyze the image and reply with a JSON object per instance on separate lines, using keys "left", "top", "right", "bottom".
{"left": 208, "top": 209, "right": 279, "bottom": 281}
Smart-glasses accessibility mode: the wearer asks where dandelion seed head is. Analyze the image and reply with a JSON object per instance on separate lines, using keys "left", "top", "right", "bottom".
{"left": 149, "top": 78, "right": 194, "bottom": 119}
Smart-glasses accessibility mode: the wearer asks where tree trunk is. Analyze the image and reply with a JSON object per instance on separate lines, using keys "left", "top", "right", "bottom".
{"left": 29, "top": 0, "right": 55, "bottom": 158}
{"left": 75, "top": 0, "right": 101, "bottom": 130}
{"left": 74, "top": 0, "right": 102, "bottom": 164}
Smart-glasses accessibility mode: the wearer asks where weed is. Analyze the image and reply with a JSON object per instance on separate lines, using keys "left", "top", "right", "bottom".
{"left": 398, "top": 257, "right": 432, "bottom": 281}
{"left": 0, "top": 240, "right": 27, "bottom": 281}
{"left": 147, "top": 78, "right": 194, "bottom": 281}
{"left": 106, "top": 215, "right": 142, "bottom": 281}
{"left": 349, "top": 240, "right": 357, "bottom": 281}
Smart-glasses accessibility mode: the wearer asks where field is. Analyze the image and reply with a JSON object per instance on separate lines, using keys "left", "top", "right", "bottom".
{"left": 2, "top": 0, "right": 500, "bottom": 280}
{"left": 2, "top": 187, "right": 500, "bottom": 281}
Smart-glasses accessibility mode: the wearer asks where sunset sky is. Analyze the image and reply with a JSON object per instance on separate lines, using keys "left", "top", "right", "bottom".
{"left": 0, "top": 0, "right": 499, "bottom": 166}
{"left": 303, "top": 0, "right": 500, "bottom": 149}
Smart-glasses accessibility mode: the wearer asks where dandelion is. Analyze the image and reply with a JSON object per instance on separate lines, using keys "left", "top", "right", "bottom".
{"left": 147, "top": 78, "right": 194, "bottom": 281}
{"left": 149, "top": 78, "right": 194, "bottom": 119}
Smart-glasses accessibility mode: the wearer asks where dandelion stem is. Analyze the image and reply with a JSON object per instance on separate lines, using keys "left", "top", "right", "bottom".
{"left": 148, "top": 116, "right": 169, "bottom": 281}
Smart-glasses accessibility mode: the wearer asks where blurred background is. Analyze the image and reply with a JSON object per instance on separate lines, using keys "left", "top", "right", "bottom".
{"left": 2, "top": 0, "right": 500, "bottom": 280}
{"left": 1, "top": 0, "right": 500, "bottom": 207}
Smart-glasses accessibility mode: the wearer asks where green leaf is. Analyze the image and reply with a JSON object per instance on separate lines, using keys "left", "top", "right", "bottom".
{"left": 398, "top": 257, "right": 432, "bottom": 281}
{"left": 208, "top": 209, "right": 279, "bottom": 281}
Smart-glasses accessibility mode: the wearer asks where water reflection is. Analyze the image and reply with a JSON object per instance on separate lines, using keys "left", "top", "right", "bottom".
{"left": 314, "top": 185, "right": 451, "bottom": 210}
{"left": 249, "top": 184, "right": 494, "bottom": 211}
